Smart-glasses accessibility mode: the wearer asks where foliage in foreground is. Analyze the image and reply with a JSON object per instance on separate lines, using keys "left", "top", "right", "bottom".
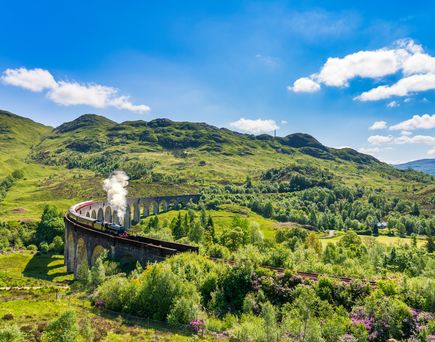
{"left": 89, "top": 253, "right": 434, "bottom": 341}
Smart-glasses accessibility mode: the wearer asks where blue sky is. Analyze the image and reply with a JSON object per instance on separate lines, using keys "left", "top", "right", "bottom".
{"left": 1, "top": 1, "right": 435, "bottom": 163}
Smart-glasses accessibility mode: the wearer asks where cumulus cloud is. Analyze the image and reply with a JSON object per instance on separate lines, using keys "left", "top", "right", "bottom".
{"left": 428, "top": 146, "right": 435, "bottom": 155}
{"left": 389, "top": 114, "right": 435, "bottom": 131}
{"left": 369, "top": 120, "right": 387, "bottom": 130}
{"left": 290, "top": 39, "right": 435, "bottom": 101}
{"left": 400, "top": 130, "right": 412, "bottom": 136}
{"left": 387, "top": 101, "right": 399, "bottom": 108}
{"left": 394, "top": 135, "right": 435, "bottom": 145}
{"left": 288, "top": 77, "right": 320, "bottom": 93}
{"left": 355, "top": 74, "right": 435, "bottom": 101}
{"left": 2, "top": 67, "right": 57, "bottom": 92}
{"left": 368, "top": 135, "right": 393, "bottom": 145}
{"left": 230, "top": 118, "right": 279, "bottom": 134}
{"left": 1, "top": 67, "right": 150, "bottom": 113}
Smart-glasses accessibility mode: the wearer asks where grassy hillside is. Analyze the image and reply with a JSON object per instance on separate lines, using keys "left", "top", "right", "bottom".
{"left": 0, "top": 110, "right": 434, "bottom": 220}
{"left": 0, "top": 110, "right": 51, "bottom": 177}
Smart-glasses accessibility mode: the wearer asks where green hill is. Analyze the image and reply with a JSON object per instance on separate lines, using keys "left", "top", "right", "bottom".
{"left": 395, "top": 158, "right": 435, "bottom": 176}
{"left": 0, "top": 110, "right": 52, "bottom": 176}
{"left": 0, "top": 110, "right": 434, "bottom": 219}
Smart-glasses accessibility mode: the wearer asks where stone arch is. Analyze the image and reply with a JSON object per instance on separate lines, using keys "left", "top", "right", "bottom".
{"left": 168, "top": 199, "right": 179, "bottom": 210}
{"left": 75, "top": 238, "right": 88, "bottom": 276}
{"left": 91, "top": 210, "right": 97, "bottom": 219}
{"left": 97, "top": 208, "right": 104, "bottom": 221}
{"left": 118, "top": 254, "right": 141, "bottom": 274}
{"left": 132, "top": 202, "right": 140, "bottom": 224}
{"left": 143, "top": 203, "right": 150, "bottom": 218}
{"left": 91, "top": 245, "right": 107, "bottom": 266}
{"left": 159, "top": 200, "right": 168, "bottom": 213}
{"left": 124, "top": 205, "right": 131, "bottom": 228}
{"left": 66, "top": 230, "right": 75, "bottom": 272}
{"left": 105, "top": 206, "right": 112, "bottom": 223}
{"left": 149, "top": 201, "right": 159, "bottom": 215}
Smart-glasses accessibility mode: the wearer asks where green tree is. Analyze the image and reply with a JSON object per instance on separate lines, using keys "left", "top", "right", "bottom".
{"left": 76, "top": 261, "right": 91, "bottom": 288}
{"left": 304, "top": 231, "right": 322, "bottom": 256}
{"left": 90, "top": 257, "right": 106, "bottom": 288}
{"left": 36, "top": 205, "right": 64, "bottom": 245}
{"left": 188, "top": 221, "right": 204, "bottom": 243}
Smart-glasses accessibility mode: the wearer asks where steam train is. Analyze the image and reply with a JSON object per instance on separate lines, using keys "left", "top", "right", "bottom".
{"left": 66, "top": 201, "right": 128, "bottom": 236}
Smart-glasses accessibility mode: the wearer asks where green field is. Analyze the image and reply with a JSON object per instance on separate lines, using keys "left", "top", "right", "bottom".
{"left": 0, "top": 251, "right": 207, "bottom": 341}
{"left": 319, "top": 234, "right": 426, "bottom": 248}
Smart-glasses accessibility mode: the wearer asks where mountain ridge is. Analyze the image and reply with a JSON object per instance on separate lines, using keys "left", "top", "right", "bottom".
{"left": 395, "top": 158, "right": 435, "bottom": 176}
{"left": 39, "top": 113, "right": 380, "bottom": 166}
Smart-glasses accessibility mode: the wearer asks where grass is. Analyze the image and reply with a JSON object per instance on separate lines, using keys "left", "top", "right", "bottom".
{"left": 0, "top": 251, "right": 204, "bottom": 341}
{"left": 319, "top": 234, "right": 427, "bottom": 248}
{"left": 139, "top": 207, "right": 429, "bottom": 250}
{"left": 0, "top": 251, "right": 73, "bottom": 287}
{"left": 138, "top": 204, "right": 280, "bottom": 240}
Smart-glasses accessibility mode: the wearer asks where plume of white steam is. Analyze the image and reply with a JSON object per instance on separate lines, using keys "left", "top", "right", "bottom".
{"left": 103, "top": 170, "right": 129, "bottom": 221}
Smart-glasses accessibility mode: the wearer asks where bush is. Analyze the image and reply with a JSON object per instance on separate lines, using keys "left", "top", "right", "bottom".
{"left": 136, "top": 264, "right": 183, "bottom": 320}
{"left": 39, "top": 242, "right": 49, "bottom": 253}
{"left": 0, "top": 325, "right": 25, "bottom": 342}
{"left": 231, "top": 314, "right": 267, "bottom": 342}
{"left": 26, "top": 244, "right": 38, "bottom": 252}
{"left": 93, "top": 275, "right": 135, "bottom": 312}
{"left": 167, "top": 288, "right": 200, "bottom": 325}
{"left": 41, "top": 311, "right": 79, "bottom": 342}
{"left": 49, "top": 236, "right": 64, "bottom": 253}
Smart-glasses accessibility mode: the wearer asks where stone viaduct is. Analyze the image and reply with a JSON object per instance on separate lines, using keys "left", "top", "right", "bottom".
{"left": 64, "top": 194, "right": 200, "bottom": 277}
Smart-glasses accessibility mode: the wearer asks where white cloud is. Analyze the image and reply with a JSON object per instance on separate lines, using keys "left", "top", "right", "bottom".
{"left": 359, "top": 147, "right": 380, "bottom": 154}
{"left": 2, "top": 67, "right": 57, "bottom": 92}
{"left": 2, "top": 67, "right": 150, "bottom": 113}
{"left": 394, "top": 135, "right": 435, "bottom": 145}
{"left": 369, "top": 120, "right": 387, "bottom": 130}
{"left": 290, "top": 39, "right": 435, "bottom": 101}
{"left": 230, "top": 118, "right": 279, "bottom": 134}
{"left": 400, "top": 130, "right": 412, "bottom": 136}
{"left": 428, "top": 146, "right": 435, "bottom": 155}
{"left": 387, "top": 100, "right": 399, "bottom": 108}
{"left": 389, "top": 114, "right": 435, "bottom": 131}
{"left": 316, "top": 47, "right": 410, "bottom": 87}
{"left": 402, "top": 52, "right": 435, "bottom": 75}
{"left": 288, "top": 77, "right": 320, "bottom": 93}
{"left": 355, "top": 74, "right": 435, "bottom": 101}
{"left": 368, "top": 135, "right": 393, "bottom": 145}
{"left": 281, "top": 120, "right": 287, "bottom": 124}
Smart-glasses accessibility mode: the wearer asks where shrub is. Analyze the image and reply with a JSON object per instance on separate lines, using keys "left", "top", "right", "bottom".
{"left": 41, "top": 311, "right": 79, "bottom": 342}
{"left": 167, "top": 289, "right": 200, "bottom": 325}
{"left": 26, "top": 244, "right": 37, "bottom": 252}
{"left": 93, "top": 275, "right": 135, "bottom": 312}
{"left": 39, "top": 242, "right": 49, "bottom": 253}
{"left": 0, "top": 325, "right": 25, "bottom": 342}
{"left": 136, "top": 264, "right": 183, "bottom": 320}
{"left": 231, "top": 314, "right": 267, "bottom": 342}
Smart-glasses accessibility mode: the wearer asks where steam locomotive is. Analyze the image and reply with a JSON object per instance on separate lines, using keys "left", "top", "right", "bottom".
{"left": 66, "top": 201, "right": 128, "bottom": 236}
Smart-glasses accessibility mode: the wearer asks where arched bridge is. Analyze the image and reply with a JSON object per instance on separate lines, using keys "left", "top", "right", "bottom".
{"left": 64, "top": 194, "right": 200, "bottom": 277}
